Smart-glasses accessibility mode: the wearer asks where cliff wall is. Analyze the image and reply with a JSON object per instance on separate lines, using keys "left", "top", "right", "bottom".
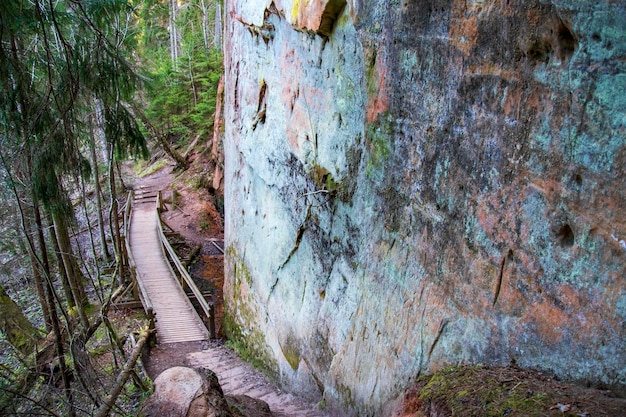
{"left": 223, "top": 1, "right": 626, "bottom": 414}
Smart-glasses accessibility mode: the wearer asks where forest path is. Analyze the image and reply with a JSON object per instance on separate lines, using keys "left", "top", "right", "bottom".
{"left": 129, "top": 190, "right": 209, "bottom": 343}
{"left": 129, "top": 165, "right": 328, "bottom": 417}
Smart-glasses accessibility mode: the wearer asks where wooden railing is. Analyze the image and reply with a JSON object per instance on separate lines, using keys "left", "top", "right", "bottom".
{"left": 124, "top": 191, "right": 156, "bottom": 335}
{"left": 156, "top": 192, "right": 216, "bottom": 339}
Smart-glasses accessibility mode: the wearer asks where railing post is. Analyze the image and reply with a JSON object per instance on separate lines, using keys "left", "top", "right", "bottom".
{"left": 147, "top": 308, "right": 156, "bottom": 345}
{"left": 209, "top": 293, "right": 216, "bottom": 339}
{"left": 132, "top": 275, "right": 139, "bottom": 302}
{"left": 125, "top": 191, "right": 138, "bottom": 302}
{"left": 156, "top": 200, "right": 216, "bottom": 340}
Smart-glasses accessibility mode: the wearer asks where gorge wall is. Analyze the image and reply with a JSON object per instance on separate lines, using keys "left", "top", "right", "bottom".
{"left": 222, "top": 0, "right": 626, "bottom": 415}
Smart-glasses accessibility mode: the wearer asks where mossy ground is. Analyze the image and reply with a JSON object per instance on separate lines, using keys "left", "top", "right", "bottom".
{"left": 133, "top": 158, "right": 169, "bottom": 177}
{"left": 399, "top": 365, "right": 626, "bottom": 417}
{"left": 419, "top": 366, "right": 548, "bottom": 416}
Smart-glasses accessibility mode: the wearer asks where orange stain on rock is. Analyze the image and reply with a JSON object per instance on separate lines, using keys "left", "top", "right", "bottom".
{"left": 366, "top": 47, "right": 389, "bottom": 123}
{"left": 449, "top": 0, "right": 480, "bottom": 55}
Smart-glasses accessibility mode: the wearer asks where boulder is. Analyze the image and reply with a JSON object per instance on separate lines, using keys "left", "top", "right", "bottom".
{"left": 227, "top": 395, "right": 272, "bottom": 417}
{"left": 140, "top": 367, "right": 270, "bottom": 417}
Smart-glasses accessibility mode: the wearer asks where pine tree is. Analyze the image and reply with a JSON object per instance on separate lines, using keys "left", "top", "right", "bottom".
{"left": 0, "top": 0, "right": 147, "bottom": 413}
{"left": 138, "top": 0, "right": 223, "bottom": 162}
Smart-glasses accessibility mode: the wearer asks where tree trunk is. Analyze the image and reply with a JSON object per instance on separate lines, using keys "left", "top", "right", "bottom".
{"left": 0, "top": 284, "right": 42, "bottom": 358}
{"left": 169, "top": 0, "right": 180, "bottom": 67}
{"left": 116, "top": 159, "right": 127, "bottom": 192}
{"left": 94, "top": 98, "right": 109, "bottom": 163}
{"left": 80, "top": 174, "right": 105, "bottom": 303}
{"left": 21, "top": 203, "right": 53, "bottom": 333}
{"left": 214, "top": 2, "right": 222, "bottom": 51}
{"left": 199, "top": 0, "right": 210, "bottom": 51}
{"left": 48, "top": 211, "right": 76, "bottom": 310}
{"left": 89, "top": 112, "right": 111, "bottom": 262}
{"left": 108, "top": 144, "right": 126, "bottom": 285}
{"left": 35, "top": 206, "right": 74, "bottom": 414}
{"left": 52, "top": 210, "right": 90, "bottom": 329}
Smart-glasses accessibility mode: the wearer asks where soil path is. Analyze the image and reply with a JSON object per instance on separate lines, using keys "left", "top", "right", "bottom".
{"left": 128, "top": 164, "right": 328, "bottom": 417}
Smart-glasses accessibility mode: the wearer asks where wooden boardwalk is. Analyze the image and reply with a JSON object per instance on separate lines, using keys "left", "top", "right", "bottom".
{"left": 130, "top": 185, "right": 327, "bottom": 416}
{"left": 128, "top": 189, "right": 209, "bottom": 344}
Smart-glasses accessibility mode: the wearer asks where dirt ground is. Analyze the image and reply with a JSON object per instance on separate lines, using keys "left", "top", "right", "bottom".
{"left": 392, "top": 366, "right": 626, "bottom": 417}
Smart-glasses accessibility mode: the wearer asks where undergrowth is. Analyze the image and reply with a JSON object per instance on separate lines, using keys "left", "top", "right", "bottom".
{"left": 413, "top": 365, "right": 621, "bottom": 417}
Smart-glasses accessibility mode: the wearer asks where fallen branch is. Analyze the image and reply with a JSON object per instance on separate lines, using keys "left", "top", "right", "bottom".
{"left": 183, "top": 134, "right": 201, "bottom": 159}
{"left": 93, "top": 326, "right": 153, "bottom": 417}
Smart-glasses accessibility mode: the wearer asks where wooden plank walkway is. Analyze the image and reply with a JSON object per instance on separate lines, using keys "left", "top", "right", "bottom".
{"left": 131, "top": 184, "right": 327, "bottom": 416}
{"left": 128, "top": 191, "right": 209, "bottom": 344}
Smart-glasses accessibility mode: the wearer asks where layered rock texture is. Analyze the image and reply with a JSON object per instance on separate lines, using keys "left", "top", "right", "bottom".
{"left": 223, "top": 0, "right": 626, "bottom": 415}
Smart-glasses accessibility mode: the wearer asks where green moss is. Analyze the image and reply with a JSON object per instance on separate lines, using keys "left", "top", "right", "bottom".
{"left": 312, "top": 164, "right": 339, "bottom": 192}
{"left": 228, "top": 245, "right": 253, "bottom": 287}
{"left": 335, "top": 3, "right": 350, "bottom": 28}
{"left": 336, "top": 383, "right": 356, "bottom": 409}
{"left": 184, "top": 174, "right": 212, "bottom": 192}
{"left": 224, "top": 248, "right": 277, "bottom": 377}
{"left": 365, "top": 115, "right": 393, "bottom": 179}
{"left": 199, "top": 211, "right": 212, "bottom": 231}
{"left": 223, "top": 315, "right": 275, "bottom": 374}
{"left": 279, "top": 334, "right": 301, "bottom": 371}
{"left": 365, "top": 51, "right": 379, "bottom": 97}
{"left": 133, "top": 159, "right": 167, "bottom": 177}
{"left": 418, "top": 366, "right": 552, "bottom": 417}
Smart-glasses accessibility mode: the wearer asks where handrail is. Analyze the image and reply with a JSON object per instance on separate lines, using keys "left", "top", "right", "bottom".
{"left": 124, "top": 191, "right": 156, "bottom": 335}
{"left": 155, "top": 192, "right": 216, "bottom": 339}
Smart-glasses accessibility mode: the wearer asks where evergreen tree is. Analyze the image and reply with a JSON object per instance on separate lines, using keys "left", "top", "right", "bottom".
{"left": 0, "top": 0, "right": 147, "bottom": 413}
{"left": 138, "top": 0, "right": 223, "bottom": 158}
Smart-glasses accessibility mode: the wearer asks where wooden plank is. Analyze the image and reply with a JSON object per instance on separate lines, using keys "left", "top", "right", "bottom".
{"left": 128, "top": 202, "right": 209, "bottom": 344}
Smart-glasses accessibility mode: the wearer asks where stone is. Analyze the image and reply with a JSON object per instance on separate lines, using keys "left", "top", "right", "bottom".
{"left": 227, "top": 395, "right": 273, "bottom": 417}
{"left": 223, "top": 0, "right": 626, "bottom": 415}
{"left": 140, "top": 367, "right": 259, "bottom": 417}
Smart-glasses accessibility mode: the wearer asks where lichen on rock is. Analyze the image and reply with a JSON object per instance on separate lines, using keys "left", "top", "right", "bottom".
{"left": 223, "top": 0, "right": 626, "bottom": 415}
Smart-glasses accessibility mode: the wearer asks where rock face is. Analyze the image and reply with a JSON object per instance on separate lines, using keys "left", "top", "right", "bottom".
{"left": 223, "top": 0, "right": 626, "bottom": 415}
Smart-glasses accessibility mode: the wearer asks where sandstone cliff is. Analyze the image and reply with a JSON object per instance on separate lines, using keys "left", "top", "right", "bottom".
{"left": 222, "top": 1, "right": 625, "bottom": 415}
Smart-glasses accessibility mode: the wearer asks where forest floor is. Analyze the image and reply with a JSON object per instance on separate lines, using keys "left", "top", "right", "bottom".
{"left": 125, "top": 157, "right": 626, "bottom": 417}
